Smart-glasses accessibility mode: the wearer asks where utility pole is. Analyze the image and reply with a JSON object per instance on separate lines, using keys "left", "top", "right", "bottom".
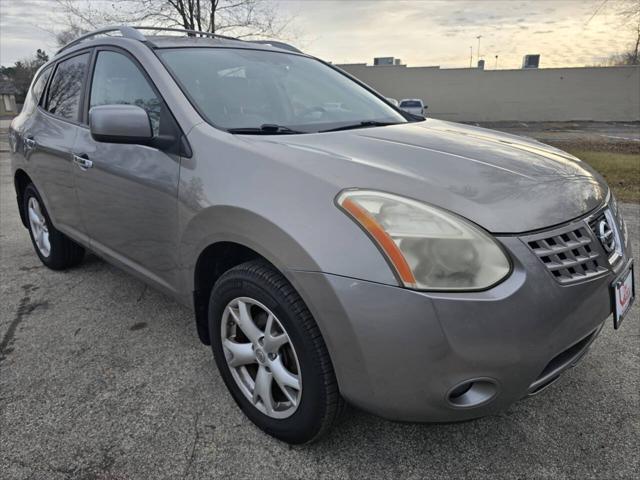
{"left": 469, "top": 46, "right": 473, "bottom": 67}
{"left": 495, "top": 55, "right": 499, "bottom": 69}
{"left": 476, "top": 35, "right": 482, "bottom": 63}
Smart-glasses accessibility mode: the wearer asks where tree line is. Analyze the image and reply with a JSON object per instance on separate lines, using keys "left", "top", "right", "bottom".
{"left": 0, "top": 50, "right": 50, "bottom": 104}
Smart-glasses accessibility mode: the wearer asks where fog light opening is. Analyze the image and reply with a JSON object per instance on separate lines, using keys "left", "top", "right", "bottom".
{"left": 447, "top": 379, "right": 497, "bottom": 408}
{"left": 449, "top": 382, "right": 473, "bottom": 399}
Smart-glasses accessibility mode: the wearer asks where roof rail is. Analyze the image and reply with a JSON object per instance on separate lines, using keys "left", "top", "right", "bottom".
{"left": 56, "top": 25, "right": 303, "bottom": 56}
{"left": 56, "top": 25, "right": 240, "bottom": 55}
{"left": 57, "top": 26, "right": 146, "bottom": 54}
{"left": 132, "top": 26, "right": 239, "bottom": 41}
{"left": 249, "top": 40, "right": 303, "bottom": 54}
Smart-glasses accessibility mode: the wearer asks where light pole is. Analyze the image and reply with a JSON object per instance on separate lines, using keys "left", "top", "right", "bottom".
{"left": 476, "top": 35, "right": 482, "bottom": 64}
{"left": 495, "top": 55, "right": 499, "bottom": 69}
{"left": 469, "top": 46, "right": 473, "bottom": 67}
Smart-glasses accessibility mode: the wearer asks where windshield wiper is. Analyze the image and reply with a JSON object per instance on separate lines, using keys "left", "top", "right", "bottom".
{"left": 227, "top": 124, "right": 305, "bottom": 135}
{"left": 320, "top": 120, "right": 402, "bottom": 133}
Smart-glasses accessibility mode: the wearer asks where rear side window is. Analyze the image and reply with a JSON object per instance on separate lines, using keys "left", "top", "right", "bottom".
{"left": 21, "top": 65, "right": 52, "bottom": 114}
{"left": 32, "top": 67, "right": 53, "bottom": 104}
{"left": 46, "top": 53, "right": 90, "bottom": 121}
{"left": 90, "top": 51, "right": 162, "bottom": 136}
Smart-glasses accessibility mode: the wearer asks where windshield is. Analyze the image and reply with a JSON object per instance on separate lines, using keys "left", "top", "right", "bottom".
{"left": 400, "top": 100, "right": 421, "bottom": 108}
{"left": 158, "top": 48, "right": 408, "bottom": 133}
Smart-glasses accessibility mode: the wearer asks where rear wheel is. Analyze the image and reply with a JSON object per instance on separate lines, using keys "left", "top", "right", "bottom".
{"left": 209, "top": 260, "right": 343, "bottom": 444}
{"left": 23, "top": 183, "right": 85, "bottom": 270}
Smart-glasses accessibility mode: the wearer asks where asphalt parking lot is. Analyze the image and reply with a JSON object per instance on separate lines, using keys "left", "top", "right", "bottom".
{"left": 1, "top": 126, "right": 638, "bottom": 480}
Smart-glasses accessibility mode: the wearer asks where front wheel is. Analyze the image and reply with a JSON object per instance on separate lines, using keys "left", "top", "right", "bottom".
{"left": 209, "top": 260, "right": 343, "bottom": 444}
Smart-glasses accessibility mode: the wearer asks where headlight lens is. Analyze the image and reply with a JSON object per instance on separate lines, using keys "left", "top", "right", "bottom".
{"left": 337, "top": 190, "right": 511, "bottom": 290}
{"left": 610, "top": 192, "right": 627, "bottom": 243}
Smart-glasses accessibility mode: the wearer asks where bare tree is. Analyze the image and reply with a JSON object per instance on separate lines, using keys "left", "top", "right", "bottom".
{"left": 613, "top": 0, "right": 640, "bottom": 64}
{"left": 592, "top": 0, "right": 640, "bottom": 65}
{"left": 52, "top": 0, "right": 292, "bottom": 46}
{"left": 55, "top": 24, "right": 89, "bottom": 48}
{"left": 160, "top": 0, "right": 289, "bottom": 37}
{"left": 619, "top": 0, "right": 640, "bottom": 65}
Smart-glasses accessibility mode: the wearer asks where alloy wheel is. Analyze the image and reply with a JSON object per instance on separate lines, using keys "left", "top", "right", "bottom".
{"left": 28, "top": 196, "right": 50, "bottom": 257}
{"left": 221, "top": 297, "right": 302, "bottom": 419}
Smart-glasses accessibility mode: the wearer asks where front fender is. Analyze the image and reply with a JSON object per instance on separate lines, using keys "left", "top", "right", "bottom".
{"left": 177, "top": 123, "right": 399, "bottom": 299}
{"left": 177, "top": 204, "right": 321, "bottom": 297}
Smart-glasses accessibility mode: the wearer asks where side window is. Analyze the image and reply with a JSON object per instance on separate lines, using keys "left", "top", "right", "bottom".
{"left": 46, "top": 53, "right": 90, "bottom": 121}
{"left": 90, "top": 51, "right": 162, "bottom": 136}
{"left": 33, "top": 67, "right": 53, "bottom": 105}
{"left": 21, "top": 65, "right": 52, "bottom": 114}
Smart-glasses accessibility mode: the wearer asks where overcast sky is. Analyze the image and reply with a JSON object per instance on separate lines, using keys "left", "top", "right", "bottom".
{"left": 0, "top": 0, "right": 635, "bottom": 69}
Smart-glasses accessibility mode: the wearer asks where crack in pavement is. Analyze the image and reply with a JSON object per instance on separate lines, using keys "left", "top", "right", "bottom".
{"left": 0, "top": 284, "right": 48, "bottom": 363}
{"left": 182, "top": 412, "right": 201, "bottom": 479}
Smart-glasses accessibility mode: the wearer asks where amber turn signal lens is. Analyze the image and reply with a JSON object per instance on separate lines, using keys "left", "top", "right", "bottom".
{"left": 340, "top": 197, "right": 417, "bottom": 285}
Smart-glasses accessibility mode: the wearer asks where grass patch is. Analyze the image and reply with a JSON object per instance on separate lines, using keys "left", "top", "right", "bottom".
{"left": 562, "top": 149, "right": 639, "bottom": 203}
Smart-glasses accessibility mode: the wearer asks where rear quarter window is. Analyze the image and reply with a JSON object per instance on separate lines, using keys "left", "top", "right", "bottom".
{"left": 21, "top": 66, "right": 52, "bottom": 115}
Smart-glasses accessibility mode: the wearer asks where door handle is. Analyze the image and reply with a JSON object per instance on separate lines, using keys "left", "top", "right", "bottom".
{"left": 73, "top": 154, "right": 93, "bottom": 171}
{"left": 24, "top": 137, "right": 37, "bottom": 150}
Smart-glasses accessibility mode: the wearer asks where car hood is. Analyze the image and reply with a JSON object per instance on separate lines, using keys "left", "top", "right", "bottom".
{"left": 244, "top": 119, "right": 607, "bottom": 233}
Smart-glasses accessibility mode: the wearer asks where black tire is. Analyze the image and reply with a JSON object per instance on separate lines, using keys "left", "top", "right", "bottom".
{"left": 23, "top": 183, "right": 85, "bottom": 270}
{"left": 209, "top": 260, "right": 344, "bottom": 444}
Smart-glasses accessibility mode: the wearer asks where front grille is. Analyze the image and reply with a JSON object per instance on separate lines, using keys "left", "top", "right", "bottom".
{"left": 525, "top": 224, "right": 606, "bottom": 284}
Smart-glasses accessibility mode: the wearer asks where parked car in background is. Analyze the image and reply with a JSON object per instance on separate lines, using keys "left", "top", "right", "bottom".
{"left": 399, "top": 98, "right": 426, "bottom": 115}
{"left": 10, "top": 26, "right": 634, "bottom": 445}
{"left": 386, "top": 97, "right": 399, "bottom": 107}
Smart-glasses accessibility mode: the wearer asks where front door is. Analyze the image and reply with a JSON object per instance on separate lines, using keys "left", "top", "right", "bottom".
{"left": 73, "top": 49, "right": 182, "bottom": 293}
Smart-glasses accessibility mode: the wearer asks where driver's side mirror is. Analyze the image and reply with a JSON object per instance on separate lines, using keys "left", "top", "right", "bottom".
{"left": 89, "top": 105, "right": 153, "bottom": 145}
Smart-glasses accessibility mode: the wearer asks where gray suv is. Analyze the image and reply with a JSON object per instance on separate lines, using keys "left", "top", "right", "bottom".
{"left": 10, "top": 26, "right": 635, "bottom": 444}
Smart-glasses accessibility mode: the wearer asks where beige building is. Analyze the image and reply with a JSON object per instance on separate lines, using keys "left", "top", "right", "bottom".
{"left": 336, "top": 63, "right": 640, "bottom": 122}
{"left": 0, "top": 77, "right": 19, "bottom": 116}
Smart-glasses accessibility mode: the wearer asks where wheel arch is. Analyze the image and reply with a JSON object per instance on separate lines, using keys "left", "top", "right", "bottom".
{"left": 184, "top": 205, "right": 322, "bottom": 345}
{"left": 192, "top": 241, "right": 266, "bottom": 344}
{"left": 14, "top": 169, "right": 33, "bottom": 227}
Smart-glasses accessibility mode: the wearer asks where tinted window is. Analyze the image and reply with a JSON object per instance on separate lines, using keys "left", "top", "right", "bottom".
{"left": 33, "top": 67, "right": 52, "bottom": 104}
{"left": 90, "top": 51, "right": 162, "bottom": 136}
{"left": 22, "top": 66, "right": 52, "bottom": 114}
{"left": 400, "top": 100, "right": 421, "bottom": 108}
{"left": 46, "top": 53, "right": 90, "bottom": 121}
{"left": 159, "top": 48, "right": 407, "bottom": 133}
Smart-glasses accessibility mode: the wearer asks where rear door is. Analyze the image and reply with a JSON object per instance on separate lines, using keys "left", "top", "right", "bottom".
{"left": 26, "top": 51, "right": 91, "bottom": 240}
{"left": 73, "top": 48, "right": 182, "bottom": 293}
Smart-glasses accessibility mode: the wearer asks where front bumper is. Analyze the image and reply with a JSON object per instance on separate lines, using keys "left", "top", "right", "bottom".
{"left": 288, "top": 234, "right": 631, "bottom": 422}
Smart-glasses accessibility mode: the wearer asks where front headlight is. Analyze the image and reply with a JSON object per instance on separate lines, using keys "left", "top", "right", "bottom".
{"left": 610, "top": 192, "right": 627, "bottom": 244}
{"left": 337, "top": 190, "right": 511, "bottom": 290}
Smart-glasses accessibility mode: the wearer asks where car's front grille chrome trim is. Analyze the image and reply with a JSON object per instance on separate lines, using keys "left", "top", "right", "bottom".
{"left": 522, "top": 204, "right": 625, "bottom": 285}
{"left": 525, "top": 225, "right": 607, "bottom": 284}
